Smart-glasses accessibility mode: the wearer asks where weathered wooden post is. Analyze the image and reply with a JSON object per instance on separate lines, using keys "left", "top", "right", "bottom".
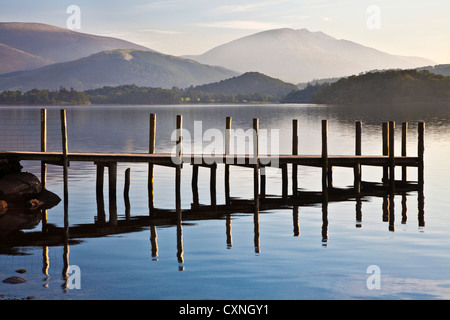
{"left": 175, "top": 115, "right": 182, "bottom": 214}
{"left": 417, "top": 121, "right": 425, "bottom": 227}
{"left": 108, "top": 162, "right": 118, "bottom": 225}
{"left": 191, "top": 164, "right": 199, "bottom": 207}
{"left": 389, "top": 121, "right": 395, "bottom": 191}
{"left": 210, "top": 163, "right": 217, "bottom": 207}
{"left": 95, "top": 163, "right": 106, "bottom": 223}
{"left": 292, "top": 119, "right": 299, "bottom": 196}
{"left": 354, "top": 121, "right": 362, "bottom": 192}
{"left": 60, "top": 109, "right": 69, "bottom": 234}
{"left": 418, "top": 122, "right": 425, "bottom": 187}
{"left": 253, "top": 118, "right": 259, "bottom": 208}
{"left": 382, "top": 122, "right": 389, "bottom": 184}
{"left": 321, "top": 120, "right": 328, "bottom": 190}
{"left": 225, "top": 117, "right": 232, "bottom": 205}
{"left": 148, "top": 113, "right": 156, "bottom": 213}
{"left": 402, "top": 122, "right": 408, "bottom": 182}
{"left": 124, "top": 168, "right": 131, "bottom": 219}
{"left": 41, "top": 109, "right": 48, "bottom": 231}
{"left": 41, "top": 109, "right": 47, "bottom": 188}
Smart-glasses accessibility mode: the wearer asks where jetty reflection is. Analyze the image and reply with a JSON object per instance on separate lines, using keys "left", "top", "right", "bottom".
{"left": 0, "top": 180, "right": 425, "bottom": 275}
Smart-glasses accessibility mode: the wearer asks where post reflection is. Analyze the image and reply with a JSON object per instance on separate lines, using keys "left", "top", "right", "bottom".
{"left": 1, "top": 176, "right": 426, "bottom": 286}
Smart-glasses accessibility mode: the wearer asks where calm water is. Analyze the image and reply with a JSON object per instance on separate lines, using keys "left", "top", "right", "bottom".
{"left": 1, "top": 103, "right": 450, "bottom": 300}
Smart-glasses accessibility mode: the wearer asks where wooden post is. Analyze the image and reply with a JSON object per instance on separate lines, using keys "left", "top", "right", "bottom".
{"left": 210, "top": 164, "right": 217, "bottom": 207}
{"left": 124, "top": 168, "right": 131, "bottom": 219}
{"left": 382, "top": 122, "right": 389, "bottom": 184}
{"left": 108, "top": 162, "right": 118, "bottom": 225}
{"left": 148, "top": 114, "right": 156, "bottom": 213}
{"left": 95, "top": 164, "right": 105, "bottom": 223}
{"left": 418, "top": 122, "right": 425, "bottom": 187}
{"left": 389, "top": 121, "right": 395, "bottom": 191}
{"left": 175, "top": 115, "right": 182, "bottom": 213}
{"left": 292, "top": 119, "right": 298, "bottom": 196}
{"left": 402, "top": 122, "right": 408, "bottom": 182}
{"left": 354, "top": 121, "right": 362, "bottom": 192}
{"left": 41, "top": 109, "right": 48, "bottom": 231}
{"left": 321, "top": 120, "right": 328, "bottom": 190}
{"left": 253, "top": 118, "right": 259, "bottom": 208}
{"left": 60, "top": 109, "right": 69, "bottom": 234}
{"left": 41, "top": 109, "right": 47, "bottom": 188}
{"left": 225, "top": 117, "right": 232, "bottom": 205}
{"left": 418, "top": 122, "right": 425, "bottom": 229}
{"left": 176, "top": 116, "right": 184, "bottom": 268}
{"left": 191, "top": 164, "right": 199, "bottom": 206}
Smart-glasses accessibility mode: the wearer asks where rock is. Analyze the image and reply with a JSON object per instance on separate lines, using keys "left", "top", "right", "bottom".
{"left": 37, "top": 188, "right": 61, "bottom": 210}
{"left": 2, "top": 276, "right": 27, "bottom": 284}
{"left": 15, "top": 269, "right": 26, "bottom": 274}
{"left": 0, "top": 172, "right": 42, "bottom": 202}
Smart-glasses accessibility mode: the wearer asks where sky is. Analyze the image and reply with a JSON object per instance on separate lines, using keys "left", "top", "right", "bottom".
{"left": 1, "top": 0, "right": 449, "bottom": 63}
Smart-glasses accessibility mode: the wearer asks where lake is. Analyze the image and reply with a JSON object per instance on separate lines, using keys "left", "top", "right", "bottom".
{"left": 1, "top": 103, "right": 450, "bottom": 300}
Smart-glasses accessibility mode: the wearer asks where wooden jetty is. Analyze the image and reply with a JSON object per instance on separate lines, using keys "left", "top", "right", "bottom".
{"left": 0, "top": 109, "right": 427, "bottom": 276}
{"left": 0, "top": 109, "right": 425, "bottom": 213}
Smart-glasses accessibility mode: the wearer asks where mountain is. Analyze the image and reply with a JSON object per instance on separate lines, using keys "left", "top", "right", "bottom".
{"left": 0, "top": 22, "right": 151, "bottom": 73}
{"left": 0, "top": 49, "right": 239, "bottom": 91}
{"left": 0, "top": 43, "right": 53, "bottom": 73}
{"left": 185, "top": 28, "right": 435, "bottom": 83}
{"left": 190, "top": 71, "right": 298, "bottom": 99}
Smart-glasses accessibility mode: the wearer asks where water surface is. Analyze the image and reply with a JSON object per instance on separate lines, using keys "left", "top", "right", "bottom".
{"left": 1, "top": 103, "right": 450, "bottom": 300}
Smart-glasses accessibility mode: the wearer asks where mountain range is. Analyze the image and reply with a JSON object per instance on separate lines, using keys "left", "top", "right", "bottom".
{"left": 0, "top": 22, "right": 440, "bottom": 93}
{"left": 0, "top": 22, "right": 150, "bottom": 73}
{"left": 0, "top": 49, "right": 238, "bottom": 91}
{"left": 185, "top": 28, "right": 435, "bottom": 83}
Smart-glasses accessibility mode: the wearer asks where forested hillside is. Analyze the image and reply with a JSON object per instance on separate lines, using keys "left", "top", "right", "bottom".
{"left": 311, "top": 69, "right": 450, "bottom": 104}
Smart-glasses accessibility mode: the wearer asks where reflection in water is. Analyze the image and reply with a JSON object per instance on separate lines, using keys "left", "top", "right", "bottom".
{"left": 0, "top": 177, "right": 425, "bottom": 284}
{"left": 0, "top": 103, "right": 438, "bottom": 296}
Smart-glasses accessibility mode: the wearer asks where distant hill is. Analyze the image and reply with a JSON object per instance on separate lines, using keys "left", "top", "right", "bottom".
{"left": 310, "top": 69, "right": 450, "bottom": 104}
{"left": 281, "top": 83, "right": 328, "bottom": 104}
{"left": 0, "top": 22, "right": 151, "bottom": 73}
{"left": 0, "top": 43, "right": 53, "bottom": 73}
{"left": 417, "top": 64, "right": 450, "bottom": 77}
{"left": 185, "top": 28, "right": 434, "bottom": 83}
{"left": 190, "top": 72, "right": 298, "bottom": 100}
{"left": 0, "top": 49, "right": 239, "bottom": 91}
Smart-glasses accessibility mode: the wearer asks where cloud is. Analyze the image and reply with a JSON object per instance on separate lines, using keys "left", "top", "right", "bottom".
{"left": 195, "top": 20, "right": 294, "bottom": 31}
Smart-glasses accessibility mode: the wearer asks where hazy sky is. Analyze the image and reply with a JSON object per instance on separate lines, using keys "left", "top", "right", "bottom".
{"left": 1, "top": 0, "right": 449, "bottom": 63}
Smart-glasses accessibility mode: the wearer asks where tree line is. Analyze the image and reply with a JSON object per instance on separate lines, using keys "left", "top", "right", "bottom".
{"left": 0, "top": 85, "right": 274, "bottom": 105}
